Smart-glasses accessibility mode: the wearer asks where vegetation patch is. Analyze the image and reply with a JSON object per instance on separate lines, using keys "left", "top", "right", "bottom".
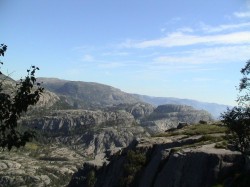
{"left": 36, "top": 166, "right": 72, "bottom": 186}
{"left": 154, "top": 123, "right": 228, "bottom": 138}
{"left": 182, "top": 124, "right": 227, "bottom": 136}
{"left": 215, "top": 140, "right": 229, "bottom": 149}
{"left": 213, "top": 170, "right": 250, "bottom": 187}
{"left": 39, "top": 156, "right": 69, "bottom": 161}
{"left": 119, "top": 150, "right": 147, "bottom": 187}
{"left": 171, "top": 134, "right": 227, "bottom": 153}
{"left": 24, "top": 142, "right": 40, "bottom": 151}
{"left": 86, "top": 170, "right": 96, "bottom": 187}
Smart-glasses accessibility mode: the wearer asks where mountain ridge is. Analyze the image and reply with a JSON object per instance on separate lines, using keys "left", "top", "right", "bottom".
{"left": 134, "top": 94, "right": 231, "bottom": 119}
{"left": 38, "top": 77, "right": 230, "bottom": 118}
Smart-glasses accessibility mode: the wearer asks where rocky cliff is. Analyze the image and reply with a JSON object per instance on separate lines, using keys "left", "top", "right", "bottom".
{"left": 20, "top": 102, "right": 215, "bottom": 158}
{"left": 106, "top": 102, "right": 155, "bottom": 120}
{"left": 68, "top": 130, "right": 246, "bottom": 187}
{"left": 21, "top": 103, "right": 214, "bottom": 156}
{"left": 22, "top": 109, "right": 149, "bottom": 157}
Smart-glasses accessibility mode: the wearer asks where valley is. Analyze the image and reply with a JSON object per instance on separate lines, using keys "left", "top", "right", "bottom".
{"left": 0, "top": 76, "right": 238, "bottom": 186}
{"left": 2, "top": 1, "right": 249, "bottom": 186}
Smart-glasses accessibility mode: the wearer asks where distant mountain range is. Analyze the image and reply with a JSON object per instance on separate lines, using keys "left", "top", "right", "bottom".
{"left": 134, "top": 95, "right": 231, "bottom": 119}
{"left": 38, "top": 77, "right": 231, "bottom": 119}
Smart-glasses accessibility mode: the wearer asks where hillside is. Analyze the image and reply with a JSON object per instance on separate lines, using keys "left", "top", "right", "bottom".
{"left": 141, "top": 104, "right": 213, "bottom": 133}
{"left": 38, "top": 77, "right": 141, "bottom": 109}
{"left": 38, "top": 77, "right": 229, "bottom": 118}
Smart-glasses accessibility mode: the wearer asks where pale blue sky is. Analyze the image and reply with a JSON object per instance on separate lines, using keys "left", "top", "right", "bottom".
{"left": 1, "top": 0, "right": 250, "bottom": 105}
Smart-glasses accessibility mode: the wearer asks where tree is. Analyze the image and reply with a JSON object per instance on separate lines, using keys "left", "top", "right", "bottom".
{"left": 221, "top": 60, "right": 250, "bottom": 154}
{"left": 221, "top": 107, "right": 250, "bottom": 153}
{"left": 238, "top": 60, "right": 250, "bottom": 106}
{"left": 0, "top": 44, "right": 44, "bottom": 150}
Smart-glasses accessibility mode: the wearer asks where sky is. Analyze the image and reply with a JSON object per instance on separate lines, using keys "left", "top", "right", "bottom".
{"left": 1, "top": 0, "right": 250, "bottom": 106}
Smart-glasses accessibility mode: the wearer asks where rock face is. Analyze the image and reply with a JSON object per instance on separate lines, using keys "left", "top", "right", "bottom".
{"left": 0, "top": 144, "right": 85, "bottom": 187}
{"left": 107, "top": 103, "right": 155, "bottom": 120}
{"left": 141, "top": 104, "right": 213, "bottom": 133}
{"left": 23, "top": 109, "right": 136, "bottom": 133}
{"left": 35, "top": 90, "right": 60, "bottom": 108}
{"left": 22, "top": 109, "right": 148, "bottom": 157}
{"left": 0, "top": 74, "right": 60, "bottom": 109}
{"left": 69, "top": 137, "right": 245, "bottom": 187}
{"left": 22, "top": 104, "right": 213, "bottom": 156}
{"left": 152, "top": 149, "right": 237, "bottom": 187}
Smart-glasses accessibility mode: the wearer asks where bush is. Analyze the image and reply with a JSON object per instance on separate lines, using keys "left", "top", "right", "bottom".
{"left": 220, "top": 60, "right": 250, "bottom": 155}
{"left": 221, "top": 107, "right": 250, "bottom": 153}
{"left": 86, "top": 170, "right": 96, "bottom": 187}
{"left": 119, "top": 150, "right": 146, "bottom": 187}
{"left": 199, "top": 120, "right": 207, "bottom": 124}
{"left": 0, "top": 44, "right": 44, "bottom": 150}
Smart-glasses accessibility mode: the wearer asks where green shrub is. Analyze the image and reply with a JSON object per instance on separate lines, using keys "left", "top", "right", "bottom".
{"left": 38, "top": 156, "right": 69, "bottom": 161}
{"left": 199, "top": 120, "right": 207, "bottom": 124}
{"left": 86, "top": 170, "right": 96, "bottom": 187}
{"left": 183, "top": 124, "right": 227, "bottom": 136}
{"left": 119, "top": 150, "right": 146, "bottom": 187}
{"left": 221, "top": 107, "right": 250, "bottom": 153}
{"left": 153, "top": 123, "right": 227, "bottom": 138}
{"left": 215, "top": 140, "right": 228, "bottom": 149}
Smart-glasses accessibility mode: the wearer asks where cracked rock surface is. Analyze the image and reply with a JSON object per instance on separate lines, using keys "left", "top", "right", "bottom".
{"left": 0, "top": 143, "right": 84, "bottom": 187}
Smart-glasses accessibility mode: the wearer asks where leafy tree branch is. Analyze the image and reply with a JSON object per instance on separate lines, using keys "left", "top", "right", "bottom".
{"left": 0, "top": 44, "right": 44, "bottom": 150}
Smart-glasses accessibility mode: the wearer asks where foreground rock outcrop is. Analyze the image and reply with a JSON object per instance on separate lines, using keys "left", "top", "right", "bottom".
{"left": 69, "top": 135, "right": 245, "bottom": 187}
{"left": 0, "top": 143, "right": 85, "bottom": 187}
